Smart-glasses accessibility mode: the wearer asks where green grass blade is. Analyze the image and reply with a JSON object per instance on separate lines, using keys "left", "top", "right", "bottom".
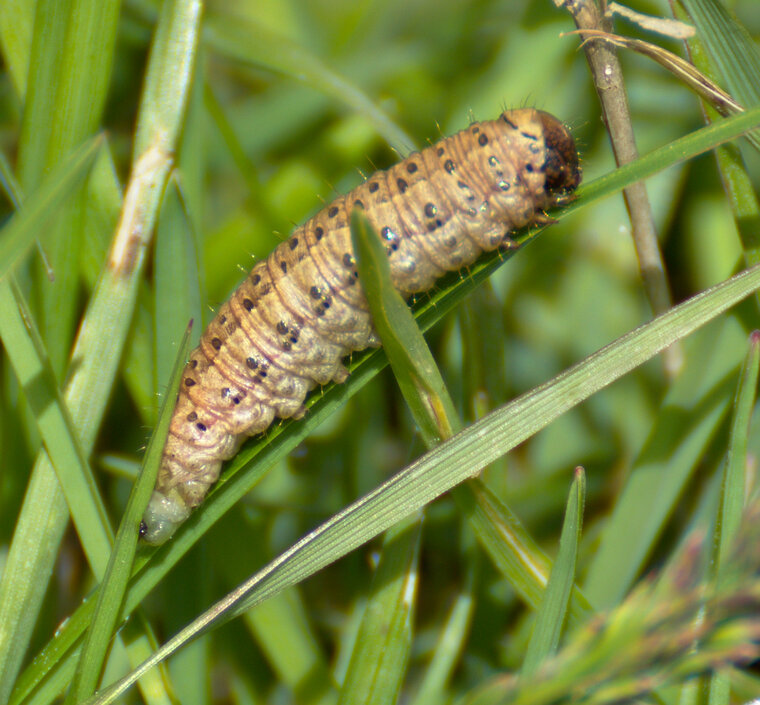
{"left": 453, "top": 480, "right": 592, "bottom": 626}
{"left": 0, "top": 138, "right": 103, "bottom": 704}
{"left": 714, "top": 141, "right": 760, "bottom": 266}
{"left": 153, "top": 175, "right": 203, "bottom": 392}
{"left": 680, "top": 0, "right": 760, "bottom": 109}
{"left": 409, "top": 573, "right": 475, "bottom": 705}
{"left": 350, "top": 209, "right": 460, "bottom": 443}
{"left": 0, "top": 136, "right": 101, "bottom": 281}
{"left": 67, "top": 324, "right": 191, "bottom": 704}
{"left": 707, "top": 330, "right": 760, "bottom": 705}
{"left": 17, "top": 0, "right": 119, "bottom": 189}
{"left": 715, "top": 330, "right": 760, "bottom": 568}
{"left": 337, "top": 515, "right": 422, "bottom": 705}
{"left": 0, "top": 0, "right": 34, "bottom": 98}
{"left": 522, "top": 468, "right": 585, "bottom": 677}
{"left": 0, "top": 277, "right": 113, "bottom": 568}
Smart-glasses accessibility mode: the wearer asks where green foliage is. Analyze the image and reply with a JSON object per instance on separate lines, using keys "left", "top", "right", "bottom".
{"left": 0, "top": 1, "right": 759, "bottom": 704}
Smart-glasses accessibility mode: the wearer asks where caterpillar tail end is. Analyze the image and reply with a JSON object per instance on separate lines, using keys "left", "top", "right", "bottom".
{"left": 140, "top": 489, "right": 192, "bottom": 545}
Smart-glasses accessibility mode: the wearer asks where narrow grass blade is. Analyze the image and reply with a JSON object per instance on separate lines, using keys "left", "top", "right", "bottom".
{"left": 453, "top": 480, "right": 592, "bottom": 626}
{"left": 675, "top": 1, "right": 760, "bottom": 265}
{"left": 0, "top": 139, "right": 103, "bottom": 704}
{"left": 350, "top": 209, "right": 460, "bottom": 443}
{"left": 0, "top": 278, "right": 113, "bottom": 570}
{"left": 18, "top": 0, "right": 121, "bottom": 379}
{"left": 707, "top": 330, "right": 760, "bottom": 705}
{"left": 715, "top": 330, "right": 760, "bottom": 568}
{"left": 153, "top": 175, "right": 203, "bottom": 392}
{"left": 337, "top": 515, "right": 422, "bottom": 705}
{"left": 0, "top": 136, "right": 101, "bottom": 281}
{"left": 522, "top": 468, "right": 585, "bottom": 677}
{"left": 679, "top": 0, "right": 760, "bottom": 110}
{"left": 409, "top": 573, "right": 475, "bottom": 705}
{"left": 17, "top": 0, "right": 119, "bottom": 189}
{"left": 713, "top": 140, "right": 760, "bottom": 267}
{"left": 0, "top": 140, "right": 111, "bottom": 582}
{"left": 66, "top": 325, "right": 191, "bottom": 704}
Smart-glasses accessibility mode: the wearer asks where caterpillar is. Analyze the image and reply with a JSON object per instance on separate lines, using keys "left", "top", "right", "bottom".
{"left": 140, "top": 107, "right": 582, "bottom": 544}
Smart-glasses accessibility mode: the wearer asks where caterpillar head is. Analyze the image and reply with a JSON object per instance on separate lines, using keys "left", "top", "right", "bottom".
{"left": 534, "top": 110, "right": 582, "bottom": 198}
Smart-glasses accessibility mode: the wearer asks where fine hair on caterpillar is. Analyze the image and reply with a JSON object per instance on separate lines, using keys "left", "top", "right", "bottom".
{"left": 140, "top": 107, "right": 582, "bottom": 544}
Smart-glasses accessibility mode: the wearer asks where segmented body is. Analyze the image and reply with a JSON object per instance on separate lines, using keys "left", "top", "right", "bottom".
{"left": 140, "top": 107, "right": 581, "bottom": 544}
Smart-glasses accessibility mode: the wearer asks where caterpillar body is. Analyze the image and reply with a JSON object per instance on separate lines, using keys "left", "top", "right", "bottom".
{"left": 140, "top": 107, "right": 582, "bottom": 544}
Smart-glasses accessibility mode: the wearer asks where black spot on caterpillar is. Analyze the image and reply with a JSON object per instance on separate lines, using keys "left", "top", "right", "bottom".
{"left": 140, "top": 107, "right": 582, "bottom": 544}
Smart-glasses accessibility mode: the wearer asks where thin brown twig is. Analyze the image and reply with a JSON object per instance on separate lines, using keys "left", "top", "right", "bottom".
{"left": 555, "top": 0, "right": 683, "bottom": 378}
